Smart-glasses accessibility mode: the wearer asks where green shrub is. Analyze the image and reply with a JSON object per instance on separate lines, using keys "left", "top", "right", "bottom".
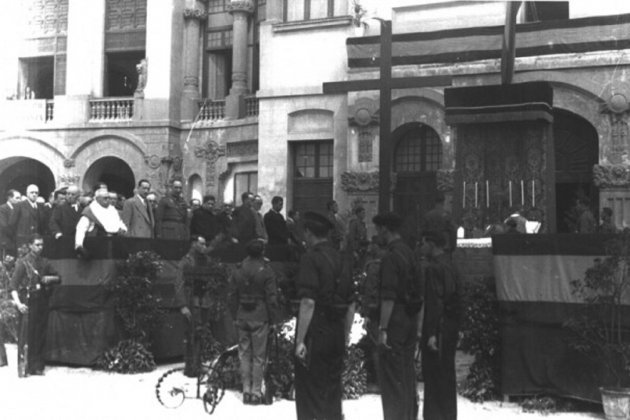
{"left": 458, "top": 280, "right": 501, "bottom": 402}
{"left": 95, "top": 339, "right": 156, "bottom": 373}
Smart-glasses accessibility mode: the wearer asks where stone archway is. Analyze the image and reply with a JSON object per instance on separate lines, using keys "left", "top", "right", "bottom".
{"left": 0, "top": 157, "right": 56, "bottom": 199}
{"left": 83, "top": 157, "right": 135, "bottom": 198}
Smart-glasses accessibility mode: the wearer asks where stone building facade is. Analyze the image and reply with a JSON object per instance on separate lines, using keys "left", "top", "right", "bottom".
{"left": 1, "top": 0, "right": 630, "bottom": 236}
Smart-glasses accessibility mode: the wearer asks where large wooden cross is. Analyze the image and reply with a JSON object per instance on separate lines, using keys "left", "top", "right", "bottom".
{"left": 322, "top": 20, "right": 452, "bottom": 213}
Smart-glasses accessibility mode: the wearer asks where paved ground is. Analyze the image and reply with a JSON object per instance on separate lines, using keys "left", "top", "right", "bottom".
{"left": 0, "top": 344, "right": 603, "bottom": 420}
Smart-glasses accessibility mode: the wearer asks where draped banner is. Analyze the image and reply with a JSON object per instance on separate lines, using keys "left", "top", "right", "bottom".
{"left": 42, "top": 236, "right": 253, "bottom": 366}
{"left": 347, "top": 13, "right": 630, "bottom": 68}
{"left": 492, "top": 234, "right": 626, "bottom": 402}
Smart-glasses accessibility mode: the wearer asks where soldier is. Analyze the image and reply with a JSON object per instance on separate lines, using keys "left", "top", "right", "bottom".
{"left": 9, "top": 234, "right": 59, "bottom": 376}
{"left": 422, "top": 194, "right": 457, "bottom": 255}
{"left": 420, "top": 230, "right": 461, "bottom": 420}
{"left": 0, "top": 189, "right": 21, "bottom": 257}
{"left": 229, "top": 239, "right": 278, "bottom": 405}
{"left": 155, "top": 180, "right": 188, "bottom": 240}
{"left": 373, "top": 211, "right": 421, "bottom": 420}
{"left": 294, "top": 211, "right": 354, "bottom": 420}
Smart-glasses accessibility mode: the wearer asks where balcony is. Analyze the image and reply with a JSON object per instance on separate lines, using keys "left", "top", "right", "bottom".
{"left": 198, "top": 99, "right": 226, "bottom": 121}
{"left": 0, "top": 99, "right": 54, "bottom": 127}
{"left": 89, "top": 98, "right": 134, "bottom": 121}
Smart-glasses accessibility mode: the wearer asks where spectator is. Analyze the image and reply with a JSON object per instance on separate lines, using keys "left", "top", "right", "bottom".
{"left": 155, "top": 180, "right": 188, "bottom": 240}
{"left": 190, "top": 195, "right": 222, "bottom": 243}
{"left": 0, "top": 189, "right": 20, "bottom": 257}
{"left": 252, "top": 195, "right": 267, "bottom": 242}
{"left": 422, "top": 194, "right": 457, "bottom": 253}
{"left": 121, "top": 179, "right": 154, "bottom": 238}
{"left": 232, "top": 192, "right": 256, "bottom": 244}
{"left": 49, "top": 185, "right": 82, "bottom": 241}
{"left": 576, "top": 198, "right": 596, "bottom": 233}
{"left": 326, "top": 200, "right": 345, "bottom": 251}
{"left": 504, "top": 206, "right": 528, "bottom": 234}
{"left": 599, "top": 207, "right": 619, "bottom": 233}
{"left": 346, "top": 206, "right": 368, "bottom": 268}
{"left": 264, "top": 196, "right": 289, "bottom": 246}
{"left": 9, "top": 184, "right": 45, "bottom": 248}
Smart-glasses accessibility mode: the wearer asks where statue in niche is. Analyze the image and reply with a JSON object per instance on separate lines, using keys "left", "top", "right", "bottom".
{"left": 135, "top": 58, "right": 147, "bottom": 98}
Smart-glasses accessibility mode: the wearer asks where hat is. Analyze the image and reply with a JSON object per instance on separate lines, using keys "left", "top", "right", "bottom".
{"left": 303, "top": 211, "right": 334, "bottom": 235}
{"left": 372, "top": 212, "right": 403, "bottom": 231}
{"left": 421, "top": 230, "right": 446, "bottom": 247}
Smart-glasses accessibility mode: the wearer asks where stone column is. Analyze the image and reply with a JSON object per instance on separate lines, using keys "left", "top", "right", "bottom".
{"left": 142, "top": 0, "right": 185, "bottom": 121}
{"left": 225, "top": 0, "right": 254, "bottom": 120}
{"left": 56, "top": 0, "right": 106, "bottom": 124}
{"left": 181, "top": 0, "right": 207, "bottom": 121}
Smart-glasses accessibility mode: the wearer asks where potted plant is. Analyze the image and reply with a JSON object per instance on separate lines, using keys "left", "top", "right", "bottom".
{"left": 565, "top": 232, "right": 630, "bottom": 419}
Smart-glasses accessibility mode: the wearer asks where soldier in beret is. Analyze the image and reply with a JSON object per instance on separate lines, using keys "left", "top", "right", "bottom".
{"left": 419, "top": 230, "right": 461, "bottom": 420}
{"left": 373, "top": 211, "right": 421, "bottom": 420}
{"left": 294, "top": 211, "right": 354, "bottom": 420}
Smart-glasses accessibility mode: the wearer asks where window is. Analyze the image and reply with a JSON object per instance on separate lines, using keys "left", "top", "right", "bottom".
{"left": 207, "top": 0, "right": 227, "bottom": 14}
{"left": 234, "top": 172, "right": 257, "bottom": 203}
{"left": 294, "top": 141, "right": 333, "bottom": 178}
{"left": 358, "top": 128, "right": 373, "bottom": 163}
{"left": 205, "top": 29, "right": 233, "bottom": 99}
{"left": 394, "top": 124, "right": 442, "bottom": 173}
{"left": 105, "top": 51, "right": 145, "bottom": 97}
{"left": 283, "top": 0, "right": 334, "bottom": 22}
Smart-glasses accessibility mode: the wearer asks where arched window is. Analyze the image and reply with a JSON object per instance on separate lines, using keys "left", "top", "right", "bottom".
{"left": 394, "top": 124, "right": 442, "bottom": 173}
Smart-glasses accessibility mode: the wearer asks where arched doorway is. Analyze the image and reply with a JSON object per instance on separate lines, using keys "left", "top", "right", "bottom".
{"left": 83, "top": 157, "right": 135, "bottom": 198}
{"left": 0, "top": 157, "right": 55, "bottom": 199}
{"left": 188, "top": 174, "right": 203, "bottom": 202}
{"left": 392, "top": 122, "right": 442, "bottom": 245}
{"left": 554, "top": 110, "right": 599, "bottom": 232}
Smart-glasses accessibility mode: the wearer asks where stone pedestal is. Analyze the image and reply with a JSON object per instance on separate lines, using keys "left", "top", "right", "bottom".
{"left": 445, "top": 82, "right": 556, "bottom": 232}
{"left": 226, "top": 1, "right": 254, "bottom": 120}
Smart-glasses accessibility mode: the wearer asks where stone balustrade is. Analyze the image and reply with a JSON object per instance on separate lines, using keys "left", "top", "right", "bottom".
{"left": 198, "top": 99, "right": 226, "bottom": 121}
{"left": 89, "top": 98, "right": 134, "bottom": 121}
{"left": 0, "top": 99, "right": 52, "bottom": 126}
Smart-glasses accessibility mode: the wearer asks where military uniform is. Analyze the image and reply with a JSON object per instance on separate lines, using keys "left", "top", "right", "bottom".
{"left": 422, "top": 253, "right": 461, "bottom": 420}
{"left": 294, "top": 241, "right": 349, "bottom": 420}
{"left": 9, "top": 251, "right": 58, "bottom": 375}
{"left": 377, "top": 238, "right": 419, "bottom": 420}
{"left": 229, "top": 257, "right": 278, "bottom": 400}
{"left": 155, "top": 195, "right": 188, "bottom": 240}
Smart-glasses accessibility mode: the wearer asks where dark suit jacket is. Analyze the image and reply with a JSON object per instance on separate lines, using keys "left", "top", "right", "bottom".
{"left": 232, "top": 205, "right": 256, "bottom": 244}
{"left": 264, "top": 210, "right": 289, "bottom": 245}
{"left": 190, "top": 208, "right": 221, "bottom": 242}
{"left": 9, "top": 200, "right": 45, "bottom": 247}
{"left": 49, "top": 202, "right": 82, "bottom": 239}
{"left": 122, "top": 195, "right": 154, "bottom": 238}
{"left": 0, "top": 203, "right": 15, "bottom": 254}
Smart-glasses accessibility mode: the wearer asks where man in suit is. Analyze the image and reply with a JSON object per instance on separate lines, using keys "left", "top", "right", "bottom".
{"left": 190, "top": 195, "right": 222, "bottom": 243}
{"left": 10, "top": 185, "right": 45, "bottom": 249}
{"left": 232, "top": 192, "right": 256, "bottom": 244}
{"left": 49, "top": 185, "right": 82, "bottom": 241}
{"left": 0, "top": 189, "right": 21, "bottom": 257}
{"left": 264, "top": 196, "right": 289, "bottom": 246}
{"left": 155, "top": 180, "right": 188, "bottom": 240}
{"left": 122, "top": 179, "right": 154, "bottom": 238}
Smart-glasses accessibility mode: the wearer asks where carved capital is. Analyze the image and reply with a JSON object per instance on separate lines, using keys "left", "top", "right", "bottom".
{"left": 436, "top": 169, "right": 455, "bottom": 192}
{"left": 227, "top": 0, "right": 255, "bottom": 14}
{"left": 63, "top": 159, "right": 75, "bottom": 168}
{"left": 183, "top": 7, "right": 208, "bottom": 21}
{"left": 341, "top": 171, "right": 379, "bottom": 193}
{"left": 593, "top": 164, "right": 630, "bottom": 188}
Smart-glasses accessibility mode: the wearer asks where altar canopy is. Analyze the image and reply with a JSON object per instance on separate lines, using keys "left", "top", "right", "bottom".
{"left": 493, "top": 234, "right": 627, "bottom": 402}
{"left": 346, "top": 13, "right": 630, "bottom": 68}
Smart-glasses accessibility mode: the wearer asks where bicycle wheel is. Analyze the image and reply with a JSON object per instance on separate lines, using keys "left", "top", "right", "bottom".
{"left": 199, "top": 368, "right": 225, "bottom": 415}
{"left": 155, "top": 367, "right": 188, "bottom": 409}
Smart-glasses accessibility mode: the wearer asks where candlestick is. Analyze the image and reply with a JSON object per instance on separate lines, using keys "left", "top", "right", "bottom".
{"left": 509, "top": 181, "right": 513, "bottom": 207}
{"left": 532, "top": 180, "right": 536, "bottom": 207}
{"left": 475, "top": 182, "right": 478, "bottom": 208}
{"left": 521, "top": 180, "right": 524, "bottom": 206}
{"left": 486, "top": 180, "right": 489, "bottom": 208}
{"left": 463, "top": 181, "right": 466, "bottom": 208}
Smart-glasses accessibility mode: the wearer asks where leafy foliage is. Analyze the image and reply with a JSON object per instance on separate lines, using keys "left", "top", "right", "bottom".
{"left": 564, "top": 232, "right": 630, "bottom": 387}
{"left": 95, "top": 339, "right": 156, "bottom": 373}
{"left": 184, "top": 258, "right": 230, "bottom": 322}
{"left": 109, "top": 251, "right": 165, "bottom": 343}
{"left": 458, "top": 280, "right": 502, "bottom": 402}
{"left": 342, "top": 345, "right": 367, "bottom": 399}
{"left": 0, "top": 254, "right": 20, "bottom": 343}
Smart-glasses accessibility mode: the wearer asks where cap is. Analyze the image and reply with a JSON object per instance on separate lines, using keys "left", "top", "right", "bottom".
{"left": 303, "top": 211, "right": 334, "bottom": 234}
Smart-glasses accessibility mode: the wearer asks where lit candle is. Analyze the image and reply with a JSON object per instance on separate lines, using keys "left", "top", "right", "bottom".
{"left": 521, "top": 180, "right": 524, "bottom": 206}
{"left": 486, "top": 180, "right": 489, "bottom": 208}
{"left": 509, "top": 181, "right": 513, "bottom": 207}
{"left": 532, "top": 180, "right": 536, "bottom": 207}
{"left": 463, "top": 181, "right": 466, "bottom": 208}
{"left": 475, "top": 182, "right": 478, "bottom": 208}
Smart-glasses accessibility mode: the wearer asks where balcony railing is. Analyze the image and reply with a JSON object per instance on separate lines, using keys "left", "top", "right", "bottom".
{"left": 198, "top": 99, "right": 226, "bottom": 121}
{"left": 245, "top": 95, "right": 259, "bottom": 117}
{"left": 89, "top": 98, "right": 133, "bottom": 121}
{"left": 0, "top": 99, "right": 54, "bottom": 126}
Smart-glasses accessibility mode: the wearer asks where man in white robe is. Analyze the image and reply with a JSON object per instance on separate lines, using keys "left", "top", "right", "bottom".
{"left": 75, "top": 187, "right": 127, "bottom": 252}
